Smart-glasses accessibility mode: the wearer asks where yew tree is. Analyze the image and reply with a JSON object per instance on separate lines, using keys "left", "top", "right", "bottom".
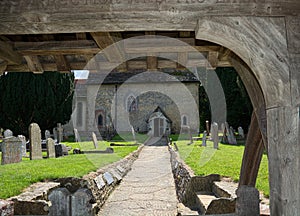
{"left": 0, "top": 72, "right": 74, "bottom": 136}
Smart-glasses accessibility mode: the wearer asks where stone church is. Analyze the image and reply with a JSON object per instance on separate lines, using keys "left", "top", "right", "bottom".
{"left": 72, "top": 69, "right": 200, "bottom": 139}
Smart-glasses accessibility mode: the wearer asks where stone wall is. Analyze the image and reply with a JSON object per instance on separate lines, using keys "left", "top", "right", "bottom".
{"left": 9, "top": 145, "right": 144, "bottom": 216}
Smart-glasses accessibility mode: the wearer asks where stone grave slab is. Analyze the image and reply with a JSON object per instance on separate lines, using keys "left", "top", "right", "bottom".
{"left": 29, "top": 123, "right": 42, "bottom": 160}
{"left": 94, "top": 175, "right": 106, "bottom": 190}
{"left": 92, "top": 132, "right": 98, "bottom": 149}
{"left": 46, "top": 138, "right": 56, "bottom": 158}
{"left": 103, "top": 172, "right": 114, "bottom": 185}
{"left": 110, "top": 169, "right": 122, "bottom": 182}
{"left": 71, "top": 188, "right": 93, "bottom": 216}
{"left": 48, "top": 188, "right": 71, "bottom": 216}
{"left": 1, "top": 136, "right": 22, "bottom": 165}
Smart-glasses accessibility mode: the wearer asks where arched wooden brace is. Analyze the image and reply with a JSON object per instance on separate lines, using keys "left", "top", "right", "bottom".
{"left": 230, "top": 55, "right": 267, "bottom": 186}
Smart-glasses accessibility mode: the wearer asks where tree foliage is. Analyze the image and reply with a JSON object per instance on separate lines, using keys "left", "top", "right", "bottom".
{"left": 0, "top": 72, "right": 74, "bottom": 137}
{"left": 199, "top": 67, "right": 252, "bottom": 132}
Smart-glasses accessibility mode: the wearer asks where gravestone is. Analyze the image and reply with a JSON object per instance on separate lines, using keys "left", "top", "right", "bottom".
{"left": 236, "top": 185, "right": 260, "bottom": 216}
{"left": 221, "top": 123, "right": 225, "bottom": 135}
{"left": 211, "top": 122, "right": 219, "bottom": 149}
{"left": 229, "top": 126, "right": 237, "bottom": 145}
{"left": 18, "top": 135, "right": 27, "bottom": 157}
{"left": 74, "top": 128, "right": 81, "bottom": 142}
{"left": 1, "top": 136, "right": 22, "bottom": 165}
{"left": 53, "top": 128, "right": 58, "bottom": 142}
{"left": 238, "top": 126, "right": 245, "bottom": 139}
{"left": 3, "top": 129, "right": 13, "bottom": 138}
{"left": 222, "top": 122, "right": 230, "bottom": 144}
{"left": 202, "top": 131, "right": 207, "bottom": 147}
{"left": 46, "top": 138, "right": 56, "bottom": 158}
{"left": 71, "top": 189, "right": 93, "bottom": 216}
{"left": 103, "top": 172, "right": 114, "bottom": 185}
{"left": 29, "top": 123, "right": 42, "bottom": 160}
{"left": 131, "top": 126, "right": 137, "bottom": 143}
{"left": 48, "top": 188, "right": 71, "bottom": 216}
{"left": 57, "top": 123, "right": 63, "bottom": 143}
{"left": 45, "top": 130, "right": 51, "bottom": 140}
{"left": 205, "top": 120, "right": 210, "bottom": 136}
{"left": 94, "top": 175, "right": 105, "bottom": 190}
{"left": 92, "top": 132, "right": 98, "bottom": 149}
{"left": 55, "top": 144, "right": 63, "bottom": 157}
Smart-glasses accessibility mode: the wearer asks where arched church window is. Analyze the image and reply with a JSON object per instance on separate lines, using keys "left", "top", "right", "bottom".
{"left": 98, "top": 114, "right": 104, "bottom": 127}
{"left": 182, "top": 115, "right": 187, "bottom": 126}
{"left": 127, "top": 95, "right": 138, "bottom": 112}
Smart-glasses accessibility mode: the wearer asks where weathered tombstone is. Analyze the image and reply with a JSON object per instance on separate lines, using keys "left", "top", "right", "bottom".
{"left": 48, "top": 188, "right": 71, "bottom": 216}
{"left": 238, "top": 126, "right": 245, "bottom": 139}
{"left": 205, "top": 120, "right": 210, "bottom": 136}
{"left": 94, "top": 175, "right": 105, "bottom": 190}
{"left": 211, "top": 122, "right": 219, "bottom": 149}
{"left": 18, "top": 135, "right": 27, "bottom": 157}
{"left": 71, "top": 188, "right": 93, "bottom": 216}
{"left": 202, "top": 131, "right": 207, "bottom": 147}
{"left": 55, "top": 144, "right": 63, "bottom": 157}
{"left": 61, "top": 144, "right": 69, "bottom": 155}
{"left": 1, "top": 136, "right": 22, "bottom": 165}
{"left": 3, "top": 129, "right": 13, "bottom": 138}
{"left": 92, "top": 132, "right": 98, "bottom": 149}
{"left": 130, "top": 126, "right": 137, "bottom": 143}
{"left": 221, "top": 123, "right": 225, "bottom": 135}
{"left": 236, "top": 185, "right": 260, "bottom": 216}
{"left": 103, "top": 172, "right": 114, "bottom": 185}
{"left": 45, "top": 130, "right": 51, "bottom": 140}
{"left": 53, "top": 128, "right": 58, "bottom": 142}
{"left": 57, "top": 123, "right": 63, "bottom": 143}
{"left": 222, "top": 122, "right": 230, "bottom": 144}
{"left": 229, "top": 126, "right": 237, "bottom": 145}
{"left": 74, "top": 128, "right": 81, "bottom": 142}
{"left": 46, "top": 138, "right": 56, "bottom": 158}
{"left": 29, "top": 123, "right": 42, "bottom": 160}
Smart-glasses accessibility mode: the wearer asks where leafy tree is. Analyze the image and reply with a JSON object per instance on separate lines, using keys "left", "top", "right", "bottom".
{"left": 0, "top": 72, "right": 74, "bottom": 137}
{"left": 199, "top": 67, "right": 252, "bottom": 132}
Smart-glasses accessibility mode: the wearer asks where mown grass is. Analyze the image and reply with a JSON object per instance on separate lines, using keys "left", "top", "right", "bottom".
{"left": 0, "top": 140, "right": 138, "bottom": 199}
{"left": 173, "top": 137, "right": 269, "bottom": 197}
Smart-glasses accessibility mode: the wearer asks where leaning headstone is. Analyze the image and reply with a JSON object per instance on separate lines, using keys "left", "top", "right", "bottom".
{"left": 1, "top": 136, "right": 22, "bottom": 165}
{"left": 202, "top": 131, "right": 207, "bottom": 147}
{"left": 45, "top": 130, "right": 51, "bottom": 140}
{"left": 74, "top": 128, "right": 81, "bottom": 142}
{"left": 71, "top": 188, "right": 93, "bottom": 216}
{"left": 57, "top": 123, "right": 63, "bottom": 143}
{"left": 229, "top": 126, "right": 237, "bottom": 145}
{"left": 29, "top": 123, "right": 42, "bottom": 160}
{"left": 92, "top": 132, "right": 98, "bottom": 149}
{"left": 3, "top": 129, "right": 13, "bottom": 138}
{"left": 48, "top": 188, "right": 71, "bottom": 216}
{"left": 46, "top": 138, "right": 56, "bottom": 158}
{"left": 211, "top": 122, "right": 219, "bottom": 149}
{"left": 238, "top": 126, "right": 245, "bottom": 139}
{"left": 18, "top": 135, "right": 27, "bottom": 157}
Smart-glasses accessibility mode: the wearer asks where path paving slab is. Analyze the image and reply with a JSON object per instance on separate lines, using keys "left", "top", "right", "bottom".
{"left": 99, "top": 146, "right": 178, "bottom": 215}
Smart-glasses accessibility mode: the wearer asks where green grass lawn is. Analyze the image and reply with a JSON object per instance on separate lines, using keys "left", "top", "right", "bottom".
{"left": 0, "top": 140, "right": 138, "bottom": 199}
{"left": 173, "top": 137, "right": 269, "bottom": 197}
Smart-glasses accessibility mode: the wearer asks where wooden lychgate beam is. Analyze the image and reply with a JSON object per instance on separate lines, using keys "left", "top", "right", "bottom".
{"left": 0, "top": 41, "right": 23, "bottom": 65}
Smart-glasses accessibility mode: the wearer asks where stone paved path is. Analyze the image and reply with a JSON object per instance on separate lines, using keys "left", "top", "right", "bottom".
{"left": 99, "top": 146, "right": 178, "bottom": 215}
